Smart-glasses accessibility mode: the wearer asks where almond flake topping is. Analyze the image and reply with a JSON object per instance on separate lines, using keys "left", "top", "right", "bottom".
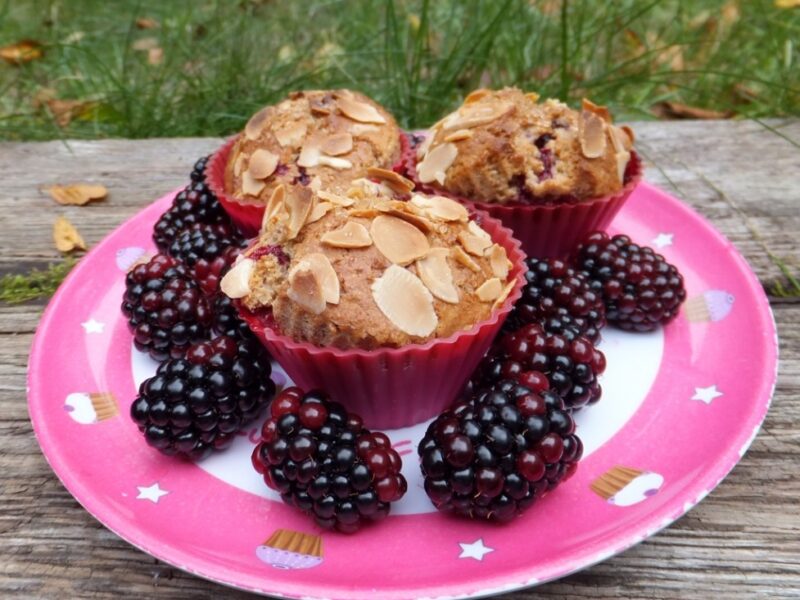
{"left": 317, "top": 189, "right": 355, "bottom": 206}
{"left": 464, "top": 88, "right": 491, "bottom": 104}
{"left": 468, "top": 220, "right": 491, "bottom": 240}
{"left": 525, "top": 91, "right": 540, "bottom": 103}
{"left": 383, "top": 208, "right": 435, "bottom": 233}
{"left": 579, "top": 110, "right": 607, "bottom": 159}
{"left": 336, "top": 94, "right": 387, "bottom": 124}
{"left": 581, "top": 98, "right": 611, "bottom": 122}
{"left": 444, "top": 129, "right": 474, "bottom": 143}
{"left": 488, "top": 244, "right": 510, "bottom": 279}
{"left": 417, "top": 248, "right": 459, "bottom": 304}
{"left": 415, "top": 132, "right": 434, "bottom": 161}
{"left": 317, "top": 155, "right": 353, "bottom": 170}
{"left": 441, "top": 102, "right": 512, "bottom": 131}
{"left": 245, "top": 107, "right": 270, "bottom": 140}
{"left": 285, "top": 187, "right": 313, "bottom": 240}
{"left": 451, "top": 246, "right": 480, "bottom": 272}
{"left": 320, "top": 132, "right": 353, "bottom": 156}
{"left": 459, "top": 230, "right": 493, "bottom": 257}
{"left": 274, "top": 121, "right": 308, "bottom": 148}
{"left": 297, "top": 138, "right": 321, "bottom": 168}
{"left": 248, "top": 149, "right": 279, "bottom": 180}
{"left": 411, "top": 194, "right": 468, "bottom": 222}
{"left": 241, "top": 169, "right": 266, "bottom": 197}
{"left": 321, "top": 221, "right": 372, "bottom": 248}
{"left": 349, "top": 123, "right": 379, "bottom": 136}
{"left": 287, "top": 266, "right": 326, "bottom": 315}
{"left": 263, "top": 184, "right": 288, "bottom": 230}
{"left": 309, "top": 176, "right": 323, "bottom": 191}
{"left": 370, "top": 215, "right": 430, "bottom": 265}
{"left": 371, "top": 265, "right": 437, "bottom": 337}
{"left": 476, "top": 277, "right": 503, "bottom": 302}
{"left": 615, "top": 151, "right": 631, "bottom": 183}
{"left": 307, "top": 201, "right": 334, "bottom": 224}
{"left": 220, "top": 258, "right": 254, "bottom": 299}
{"left": 233, "top": 154, "right": 245, "bottom": 177}
{"left": 297, "top": 253, "right": 340, "bottom": 304}
{"left": 493, "top": 280, "right": 517, "bottom": 309}
{"left": 366, "top": 167, "right": 414, "bottom": 194}
{"left": 417, "top": 142, "right": 458, "bottom": 185}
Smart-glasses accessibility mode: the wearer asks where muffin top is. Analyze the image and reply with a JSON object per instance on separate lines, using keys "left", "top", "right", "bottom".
{"left": 225, "top": 90, "right": 402, "bottom": 205}
{"left": 415, "top": 87, "right": 636, "bottom": 205}
{"left": 221, "top": 171, "right": 516, "bottom": 350}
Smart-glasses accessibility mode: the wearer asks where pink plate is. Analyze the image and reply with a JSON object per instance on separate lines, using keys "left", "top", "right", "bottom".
{"left": 28, "top": 183, "right": 777, "bottom": 600}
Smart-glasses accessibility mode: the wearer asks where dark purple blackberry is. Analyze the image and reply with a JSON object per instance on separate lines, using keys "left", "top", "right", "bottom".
{"left": 212, "top": 294, "right": 258, "bottom": 342}
{"left": 505, "top": 257, "right": 606, "bottom": 343}
{"left": 573, "top": 232, "right": 686, "bottom": 332}
{"left": 190, "top": 155, "right": 210, "bottom": 182}
{"left": 153, "top": 180, "right": 234, "bottom": 253}
{"left": 121, "top": 254, "right": 213, "bottom": 361}
{"left": 472, "top": 323, "right": 606, "bottom": 411}
{"left": 130, "top": 335, "right": 275, "bottom": 459}
{"left": 419, "top": 379, "right": 583, "bottom": 521}
{"left": 252, "top": 388, "right": 407, "bottom": 533}
{"left": 167, "top": 223, "right": 246, "bottom": 296}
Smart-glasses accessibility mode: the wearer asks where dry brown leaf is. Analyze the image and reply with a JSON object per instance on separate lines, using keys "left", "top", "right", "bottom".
{"left": 147, "top": 47, "right": 163, "bottom": 65}
{"left": 775, "top": 0, "right": 800, "bottom": 7}
{"left": 47, "top": 183, "right": 108, "bottom": 206}
{"left": 45, "top": 99, "right": 98, "bottom": 127}
{"left": 53, "top": 217, "right": 87, "bottom": 253}
{"left": 31, "top": 87, "right": 56, "bottom": 109}
{"left": 0, "top": 39, "right": 43, "bottom": 64}
{"left": 652, "top": 101, "right": 733, "bottom": 120}
{"left": 132, "top": 37, "right": 159, "bottom": 51}
{"left": 136, "top": 17, "right": 160, "bottom": 29}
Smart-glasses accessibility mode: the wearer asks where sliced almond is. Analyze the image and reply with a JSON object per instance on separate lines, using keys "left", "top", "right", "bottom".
{"left": 415, "top": 132, "right": 434, "bottom": 161}
{"left": 615, "top": 150, "right": 631, "bottom": 183}
{"left": 298, "top": 253, "right": 340, "bottom": 304}
{"left": 53, "top": 216, "right": 86, "bottom": 252}
{"left": 317, "top": 189, "right": 355, "bottom": 207}
{"left": 464, "top": 88, "right": 491, "bottom": 104}
{"left": 297, "top": 138, "right": 321, "bottom": 168}
{"left": 320, "top": 132, "right": 353, "bottom": 156}
{"left": 459, "top": 230, "right": 492, "bottom": 257}
{"left": 493, "top": 280, "right": 517, "bottom": 310}
{"left": 47, "top": 183, "right": 108, "bottom": 206}
{"left": 384, "top": 208, "right": 435, "bottom": 233}
{"left": 248, "top": 149, "right": 279, "bottom": 180}
{"left": 309, "top": 176, "right": 322, "bottom": 192}
{"left": 307, "top": 200, "right": 334, "bottom": 224}
{"left": 371, "top": 215, "right": 430, "bottom": 265}
{"left": 417, "top": 142, "right": 458, "bottom": 185}
{"left": 371, "top": 265, "right": 437, "bottom": 336}
{"left": 581, "top": 98, "right": 611, "bottom": 122}
{"left": 241, "top": 169, "right": 266, "bottom": 197}
{"left": 468, "top": 220, "right": 492, "bottom": 240}
{"left": 410, "top": 194, "right": 468, "bottom": 222}
{"left": 444, "top": 129, "right": 474, "bottom": 143}
{"left": 285, "top": 187, "right": 313, "bottom": 239}
{"left": 475, "top": 277, "right": 503, "bottom": 302}
{"left": 321, "top": 221, "right": 372, "bottom": 248}
{"left": 579, "top": 110, "right": 606, "bottom": 159}
{"left": 233, "top": 153, "right": 245, "bottom": 177}
{"left": 317, "top": 155, "right": 352, "bottom": 170}
{"left": 263, "top": 184, "right": 287, "bottom": 228}
{"left": 349, "top": 208, "right": 382, "bottom": 219}
{"left": 417, "top": 248, "right": 458, "bottom": 304}
{"left": 274, "top": 121, "right": 307, "bottom": 148}
{"left": 220, "top": 257, "right": 254, "bottom": 299}
{"left": 337, "top": 94, "right": 387, "bottom": 124}
{"left": 451, "top": 245, "right": 480, "bottom": 272}
{"left": 620, "top": 125, "right": 636, "bottom": 144}
{"left": 349, "top": 123, "right": 379, "bottom": 136}
{"left": 488, "top": 244, "right": 510, "bottom": 279}
{"left": 309, "top": 97, "right": 332, "bottom": 115}
{"left": 245, "top": 107, "right": 270, "bottom": 140}
{"left": 366, "top": 167, "right": 414, "bottom": 195}
{"left": 525, "top": 91, "right": 540, "bottom": 103}
{"left": 287, "top": 266, "right": 326, "bottom": 314}
{"left": 441, "top": 102, "right": 512, "bottom": 131}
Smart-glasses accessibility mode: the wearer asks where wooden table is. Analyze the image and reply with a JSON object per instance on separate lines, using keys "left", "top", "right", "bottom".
{"left": 1, "top": 120, "right": 798, "bottom": 599}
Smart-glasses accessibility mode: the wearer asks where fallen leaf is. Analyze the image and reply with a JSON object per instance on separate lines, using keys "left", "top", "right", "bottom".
{"left": 53, "top": 217, "right": 87, "bottom": 253}
{"left": 31, "top": 87, "right": 56, "bottom": 109}
{"left": 732, "top": 83, "right": 760, "bottom": 104}
{"left": 775, "top": 0, "right": 800, "bottom": 8}
{"left": 147, "top": 47, "right": 163, "bottom": 65}
{"left": 45, "top": 99, "right": 99, "bottom": 127}
{"left": 135, "top": 17, "right": 160, "bottom": 29}
{"left": 0, "top": 39, "right": 43, "bottom": 64}
{"left": 651, "top": 101, "right": 733, "bottom": 120}
{"left": 63, "top": 31, "right": 85, "bottom": 44}
{"left": 47, "top": 183, "right": 108, "bottom": 206}
{"left": 132, "top": 37, "right": 159, "bottom": 51}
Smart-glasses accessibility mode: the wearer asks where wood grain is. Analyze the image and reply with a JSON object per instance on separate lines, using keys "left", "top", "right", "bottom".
{"left": 1, "top": 121, "right": 799, "bottom": 599}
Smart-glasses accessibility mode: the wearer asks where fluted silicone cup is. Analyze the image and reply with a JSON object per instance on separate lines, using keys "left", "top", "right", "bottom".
{"left": 207, "top": 134, "right": 412, "bottom": 238}
{"left": 401, "top": 132, "right": 643, "bottom": 259}
{"left": 237, "top": 211, "right": 526, "bottom": 430}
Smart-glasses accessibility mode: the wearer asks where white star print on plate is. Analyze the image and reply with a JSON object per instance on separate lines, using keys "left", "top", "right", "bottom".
{"left": 691, "top": 385, "right": 723, "bottom": 404}
{"left": 136, "top": 483, "right": 169, "bottom": 503}
{"left": 459, "top": 539, "right": 494, "bottom": 561}
{"left": 81, "top": 318, "right": 105, "bottom": 334}
{"left": 651, "top": 233, "right": 674, "bottom": 248}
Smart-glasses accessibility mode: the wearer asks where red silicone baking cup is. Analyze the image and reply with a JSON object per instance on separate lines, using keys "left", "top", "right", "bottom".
{"left": 207, "top": 133, "right": 412, "bottom": 238}
{"left": 401, "top": 132, "right": 643, "bottom": 259}
{"left": 237, "top": 211, "right": 526, "bottom": 430}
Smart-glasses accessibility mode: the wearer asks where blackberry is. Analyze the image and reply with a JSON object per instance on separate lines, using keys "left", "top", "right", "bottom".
{"left": 131, "top": 335, "right": 275, "bottom": 459}
{"left": 153, "top": 180, "right": 234, "bottom": 253}
{"left": 505, "top": 257, "right": 606, "bottom": 343}
{"left": 419, "top": 380, "right": 582, "bottom": 521}
{"left": 212, "top": 294, "right": 258, "bottom": 342}
{"left": 167, "top": 223, "right": 246, "bottom": 296}
{"left": 252, "top": 388, "right": 407, "bottom": 533}
{"left": 473, "top": 323, "right": 606, "bottom": 411}
{"left": 573, "top": 232, "right": 686, "bottom": 332}
{"left": 190, "top": 155, "right": 209, "bottom": 182}
{"left": 121, "top": 254, "right": 213, "bottom": 361}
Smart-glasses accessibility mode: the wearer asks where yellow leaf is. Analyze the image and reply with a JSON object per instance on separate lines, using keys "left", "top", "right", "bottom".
{"left": 0, "top": 39, "right": 43, "bottom": 65}
{"left": 135, "top": 17, "right": 160, "bottom": 29}
{"left": 147, "top": 47, "right": 163, "bottom": 65}
{"left": 53, "top": 217, "right": 87, "bottom": 253}
{"left": 47, "top": 183, "right": 108, "bottom": 206}
{"left": 775, "top": 0, "right": 800, "bottom": 7}
{"left": 652, "top": 101, "right": 733, "bottom": 120}
{"left": 132, "top": 37, "right": 159, "bottom": 51}
{"left": 45, "top": 99, "right": 99, "bottom": 127}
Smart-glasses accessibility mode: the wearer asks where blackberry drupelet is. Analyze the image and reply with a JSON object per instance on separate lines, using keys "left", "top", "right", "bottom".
{"left": 473, "top": 323, "right": 606, "bottom": 411}
{"left": 190, "top": 155, "right": 210, "bottom": 182}
{"left": 131, "top": 335, "right": 275, "bottom": 459}
{"left": 212, "top": 294, "right": 258, "bottom": 342}
{"left": 419, "top": 379, "right": 583, "bottom": 521}
{"left": 573, "top": 231, "right": 686, "bottom": 332}
{"left": 153, "top": 180, "right": 234, "bottom": 253}
{"left": 252, "top": 388, "right": 407, "bottom": 533}
{"left": 505, "top": 257, "right": 606, "bottom": 343}
{"left": 121, "top": 254, "right": 213, "bottom": 361}
{"left": 167, "top": 223, "right": 246, "bottom": 296}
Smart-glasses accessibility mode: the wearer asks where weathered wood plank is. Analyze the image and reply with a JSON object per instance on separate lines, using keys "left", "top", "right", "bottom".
{"left": 1, "top": 122, "right": 798, "bottom": 599}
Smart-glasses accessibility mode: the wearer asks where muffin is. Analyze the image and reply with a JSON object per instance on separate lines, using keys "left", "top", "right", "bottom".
{"left": 206, "top": 89, "right": 405, "bottom": 235}
{"left": 221, "top": 170, "right": 526, "bottom": 428}
{"left": 406, "top": 87, "right": 642, "bottom": 258}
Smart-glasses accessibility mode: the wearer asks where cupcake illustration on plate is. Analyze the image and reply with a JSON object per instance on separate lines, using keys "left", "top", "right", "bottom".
{"left": 685, "top": 290, "right": 735, "bottom": 323}
{"left": 591, "top": 466, "right": 664, "bottom": 507}
{"left": 256, "top": 529, "right": 323, "bottom": 569}
{"left": 63, "top": 392, "right": 119, "bottom": 424}
{"left": 115, "top": 247, "right": 148, "bottom": 272}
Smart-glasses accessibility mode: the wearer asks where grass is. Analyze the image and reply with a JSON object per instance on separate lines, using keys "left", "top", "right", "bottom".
{"left": 0, "top": 258, "right": 76, "bottom": 303}
{"left": 0, "top": 0, "right": 798, "bottom": 141}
